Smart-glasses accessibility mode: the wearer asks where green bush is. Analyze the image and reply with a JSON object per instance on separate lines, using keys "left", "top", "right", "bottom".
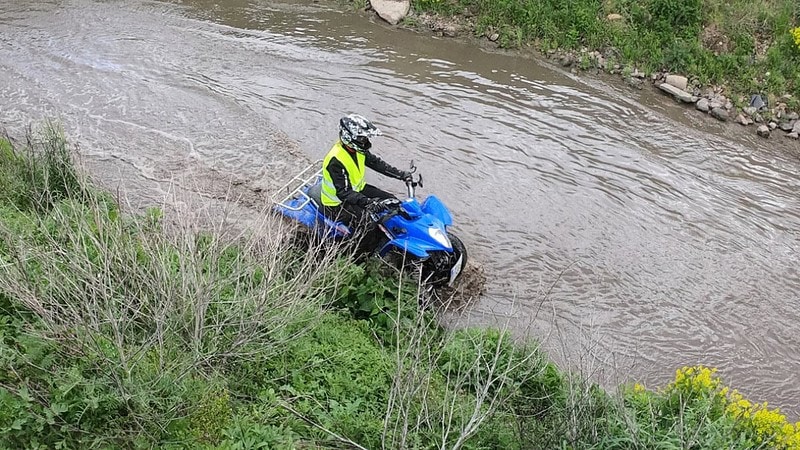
{"left": 0, "top": 130, "right": 356, "bottom": 447}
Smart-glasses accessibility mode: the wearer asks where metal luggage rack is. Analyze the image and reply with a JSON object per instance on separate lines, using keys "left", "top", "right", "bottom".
{"left": 273, "top": 160, "right": 323, "bottom": 212}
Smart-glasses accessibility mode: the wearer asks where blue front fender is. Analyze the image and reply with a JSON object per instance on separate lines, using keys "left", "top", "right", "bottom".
{"left": 421, "top": 195, "right": 452, "bottom": 226}
{"left": 379, "top": 236, "right": 449, "bottom": 259}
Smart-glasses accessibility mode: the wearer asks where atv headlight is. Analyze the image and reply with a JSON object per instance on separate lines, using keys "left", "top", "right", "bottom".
{"left": 428, "top": 227, "right": 451, "bottom": 248}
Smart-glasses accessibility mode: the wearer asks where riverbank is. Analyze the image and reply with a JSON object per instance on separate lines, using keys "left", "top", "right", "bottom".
{"left": 365, "top": 0, "right": 800, "bottom": 141}
{"left": 2, "top": 127, "right": 799, "bottom": 448}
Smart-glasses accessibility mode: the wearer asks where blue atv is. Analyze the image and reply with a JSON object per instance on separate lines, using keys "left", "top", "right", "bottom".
{"left": 274, "top": 161, "right": 467, "bottom": 287}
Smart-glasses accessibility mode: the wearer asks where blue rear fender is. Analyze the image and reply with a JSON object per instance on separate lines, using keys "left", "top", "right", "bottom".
{"left": 274, "top": 182, "right": 351, "bottom": 238}
{"left": 421, "top": 195, "right": 452, "bottom": 226}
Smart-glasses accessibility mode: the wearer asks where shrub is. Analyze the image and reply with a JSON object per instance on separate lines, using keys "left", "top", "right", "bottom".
{"left": 617, "top": 366, "right": 800, "bottom": 450}
{"left": 793, "top": 27, "right": 800, "bottom": 51}
{"left": 0, "top": 128, "right": 354, "bottom": 447}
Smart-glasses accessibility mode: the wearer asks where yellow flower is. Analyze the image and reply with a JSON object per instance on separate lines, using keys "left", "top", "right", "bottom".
{"left": 671, "top": 366, "right": 720, "bottom": 393}
{"left": 793, "top": 27, "right": 800, "bottom": 50}
{"left": 663, "top": 366, "right": 800, "bottom": 448}
{"left": 633, "top": 383, "right": 645, "bottom": 393}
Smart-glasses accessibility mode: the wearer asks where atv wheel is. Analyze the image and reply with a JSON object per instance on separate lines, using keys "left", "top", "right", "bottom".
{"left": 422, "top": 232, "right": 468, "bottom": 287}
{"left": 449, "top": 233, "right": 468, "bottom": 273}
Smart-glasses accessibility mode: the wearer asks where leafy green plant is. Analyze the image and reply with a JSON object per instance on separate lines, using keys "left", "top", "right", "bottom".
{"left": 793, "top": 27, "right": 800, "bottom": 50}
{"left": 332, "top": 261, "right": 428, "bottom": 344}
{"left": 0, "top": 129, "right": 356, "bottom": 447}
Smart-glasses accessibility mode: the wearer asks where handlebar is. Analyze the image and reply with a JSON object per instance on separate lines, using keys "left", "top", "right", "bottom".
{"left": 367, "top": 197, "right": 410, "bottom": 224}
{"left": 405, "top": 173, "right": 423, "bottom": 199}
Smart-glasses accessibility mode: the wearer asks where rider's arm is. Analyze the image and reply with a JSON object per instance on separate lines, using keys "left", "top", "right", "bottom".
{"left": 365, "top": 151, "right": 404, "bottom": 180}
{"left": 327, "top": 158, "right": 371, "bottom": 207}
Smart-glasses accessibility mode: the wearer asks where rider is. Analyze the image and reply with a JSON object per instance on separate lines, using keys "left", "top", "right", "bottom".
{"left": 320, "top": 114, "right": 412, "bottom": 250}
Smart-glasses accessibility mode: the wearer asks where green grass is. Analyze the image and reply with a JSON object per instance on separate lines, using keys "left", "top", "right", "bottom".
{"left": 412, "top": 0, "right": 800, "bottom": 105}
{"left": 2, "top": 127, "right": 799, "bottom": 448}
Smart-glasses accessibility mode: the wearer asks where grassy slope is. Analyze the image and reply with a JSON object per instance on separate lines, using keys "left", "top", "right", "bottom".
{"left": 412, "top": 0, "right": 800, "bottom": 109}
{"left": 2, "top": 130, "right": 800, "bottom": 448}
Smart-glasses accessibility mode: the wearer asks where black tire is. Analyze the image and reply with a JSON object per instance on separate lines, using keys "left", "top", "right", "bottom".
{"left": 421, "top": 231, "right": 468, "bottom": 287}
{"left": 448, "top": 232, "right": 468, "bottom": 273}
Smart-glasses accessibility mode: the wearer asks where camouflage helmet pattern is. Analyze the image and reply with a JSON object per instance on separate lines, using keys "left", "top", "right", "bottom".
{"left": 339, "top": 114, "right": 382, "bottom": 153}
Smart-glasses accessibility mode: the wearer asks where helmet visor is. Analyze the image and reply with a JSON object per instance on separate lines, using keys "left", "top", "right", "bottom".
{"left": 352, "top": 135, "right": 372, "bottom": 152}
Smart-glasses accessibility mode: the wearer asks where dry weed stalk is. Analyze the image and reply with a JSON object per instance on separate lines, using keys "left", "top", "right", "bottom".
{"left": 380, "top": 265, "right": 545, "bottom": 450}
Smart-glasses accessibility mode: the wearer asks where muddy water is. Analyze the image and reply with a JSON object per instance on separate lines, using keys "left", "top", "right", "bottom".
{"left": 2, "top": 0, "right": 799, "bottom": 413}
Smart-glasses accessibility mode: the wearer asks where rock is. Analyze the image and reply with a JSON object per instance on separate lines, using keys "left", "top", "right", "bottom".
{"left": 626, "top": 77, "right": 643, "bottom": 89}
{"left": 651, "top": 72, "right": 660, "bottom": 81}
{"left": 787, "top": 112, "right": 799, "bottom": 121}
{"left": 768, "top": 121, "right": 778, "bottom": 130}
{"left": 724, "top": 101, "right": 733, "bottom": 111}
{"left": 658, "top": 82, "right": 695, "bottom": 103}
{"left": 632, "top": 68, "right": 645, "bottom": 78}
{"left": 788, "top": 132, "right": 799, "bottom": 140}
{"left": 488, "top": 32, "right": 499, "bottom": 42}
{"left": 665, "top": 74, "right": 688, "bottom": 91}
{"left": 756, "top": 124, "right": 770, "bottom": 138}
{"left": 710, "top": 107, "right": 729, "bottom": 121}
{"left": 709, "top": 100, "right": 724, "bottom": 110}
{"left": 754, "top": 113, "right": 764, "bottom": 123}
{"left": 696, "top": 98, "right": 710, "bottom": 113}
{"left": 560, "top": 54, "right": 574, "bottom": 67}
{"left": 743, "top": 106, "right": 757, "bottom": 117}
{"left": 596, "top": 55, "right": 605, "bottom": 68}
{"left": 749, "top": 94, "right": 767, "bottom": 110}
{"left": 441, "top": 24, "right": 457, "bottom": 37}
{"left": 779, "top": 120, "right": 796, "bottom": 132}
{"left": 735, "top": 114, "right": 753, "bottom": 126}
{"left": 607, "top": 13, "right": 624, "bottom": 21}
{"left": 371, "top": 0, "right": 410, "bottom": 25}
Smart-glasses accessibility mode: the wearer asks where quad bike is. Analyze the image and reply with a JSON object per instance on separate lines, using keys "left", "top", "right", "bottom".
{"left": 274, "top": 161, "right": 467, "bottom": 286}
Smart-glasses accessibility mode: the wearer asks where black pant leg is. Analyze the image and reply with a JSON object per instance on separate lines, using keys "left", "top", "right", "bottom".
{"left": 361, "top": 184, "right": 397, "bottom": 201}
{"left": 322, "top": 201, "right": 384, "bottom": 253}
{"left": 322, "top": 203, "right": 363, "bottom": 227}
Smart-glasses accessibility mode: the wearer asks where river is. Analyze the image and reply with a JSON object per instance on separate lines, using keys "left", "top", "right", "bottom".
{"left": 1, "top": 0, "right": 799, "bottom": 415}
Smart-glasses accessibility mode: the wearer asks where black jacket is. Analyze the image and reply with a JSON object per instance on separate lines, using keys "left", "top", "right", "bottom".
{"left": 326, "top": 149, "right": 404, "bottom": 207}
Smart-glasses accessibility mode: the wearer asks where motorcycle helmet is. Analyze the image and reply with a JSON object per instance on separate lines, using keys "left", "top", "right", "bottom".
{"left": 339, "top": 114, "right": 382, "bottom": 153}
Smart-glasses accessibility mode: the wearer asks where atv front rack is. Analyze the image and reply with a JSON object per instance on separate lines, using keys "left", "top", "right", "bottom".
{"left": 273, "top": 160, "right": 322, "bottom": 212}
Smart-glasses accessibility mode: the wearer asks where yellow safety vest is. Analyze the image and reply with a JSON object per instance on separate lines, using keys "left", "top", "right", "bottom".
{"left": 321, "top": 141, "right": 366, "bottom": 207}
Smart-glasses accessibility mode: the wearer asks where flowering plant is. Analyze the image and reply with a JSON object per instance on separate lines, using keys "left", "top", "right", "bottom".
{"left": 670, "top": 366, "right": 800, "bottom": 449}
{"left": 625, "top": 366, "right": 800, "bottom": 449}
{"left": 793, "top": 27, "right": 800, "bottom": 51}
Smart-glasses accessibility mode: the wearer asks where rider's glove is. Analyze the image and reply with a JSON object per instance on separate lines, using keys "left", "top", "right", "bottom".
{"left": 365, "top": 199, "right": 385, "bottom": 215}
{"left": 399, "top": 171, "right": 413, "bottom": 182}
{"left": 381, "top": 198, "right": 401, "bottom": 209}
